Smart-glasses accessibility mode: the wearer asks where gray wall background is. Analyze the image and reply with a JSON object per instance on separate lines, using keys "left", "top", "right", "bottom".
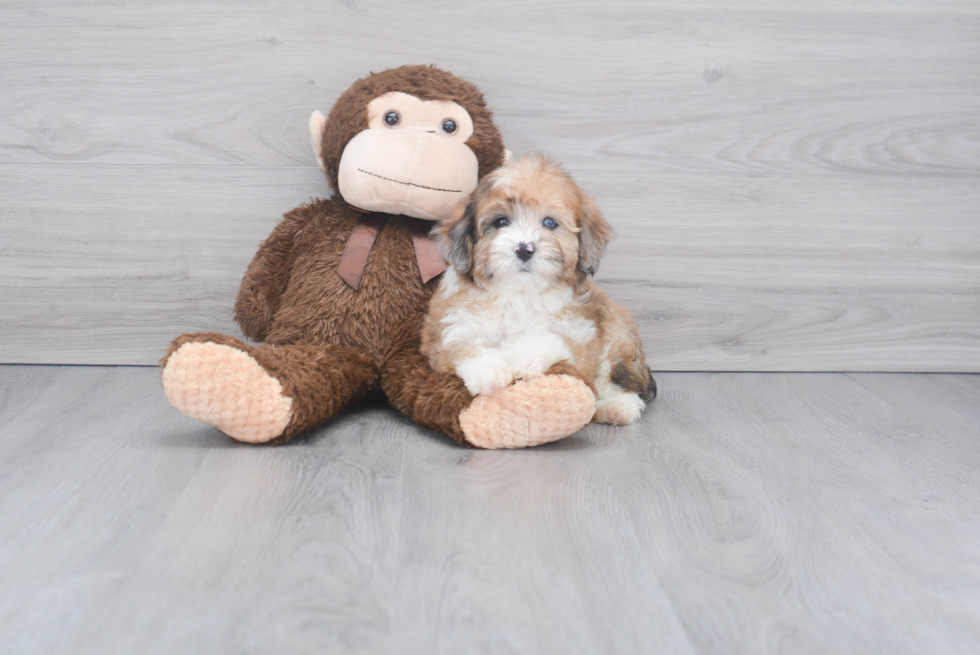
{"left": 1, "top": 0, "right": 978, "bottom": 371}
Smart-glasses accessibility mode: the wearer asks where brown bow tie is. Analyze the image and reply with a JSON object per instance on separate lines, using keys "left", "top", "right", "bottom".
{"left": 337, "top": 213, "right": 447, "bottom": 290}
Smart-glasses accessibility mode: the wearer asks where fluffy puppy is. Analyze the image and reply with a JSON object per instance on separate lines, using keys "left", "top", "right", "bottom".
{"left": 421, "top": 154, "right": 655, "bottom": 425}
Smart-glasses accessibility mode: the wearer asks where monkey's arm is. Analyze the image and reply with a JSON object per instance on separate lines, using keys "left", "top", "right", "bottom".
{"left": 233, "top": 206, "right": 309, "bottom": 341}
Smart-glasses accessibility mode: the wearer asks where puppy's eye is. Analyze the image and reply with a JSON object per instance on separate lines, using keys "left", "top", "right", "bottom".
{"left": 543, "top": 217, "right": 558, "bottom": 229}
{"left": 384, "top": 110, "right": 400, "bottom": 127}
{"left": 492, "top": 217, "right": 509, "bottom": 229}
{"left": 441, "top": 118, "right": 458, "bottom": 134}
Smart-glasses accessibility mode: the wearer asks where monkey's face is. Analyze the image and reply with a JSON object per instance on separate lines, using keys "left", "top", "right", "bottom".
{"left": 335, "top": 92, "right": 479, "bottom": 220}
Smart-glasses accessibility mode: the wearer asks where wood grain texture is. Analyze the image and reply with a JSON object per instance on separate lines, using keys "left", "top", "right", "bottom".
{"left": 1, "top": 366, "right": 978, "bottom": 653}
{"left": 0, "top": 164, "right": 323, "bottom": 363}
{"left": 0, "top": 2, "right": 980, "bottom": 175}
{"left": 2, "top": 1, "right": 978, "bottom": 175}
{"left": 0, "top": 0, "right": 978, "bottom": 369}
{"left": 2, "top": 165, "right": 977, "bottom": 369}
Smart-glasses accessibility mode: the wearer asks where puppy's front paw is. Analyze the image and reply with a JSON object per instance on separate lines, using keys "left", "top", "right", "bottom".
{"left": 456, "top": 352, "right": 514, "bottom": 396}
{"left": 513, "top": 354, "right": 548, "bottom": 380}
{"left": 594, "top": 392, "right": 645, "bottom": 425}
{"left": 508, "top": 333, "right": 571, "bottom": 381}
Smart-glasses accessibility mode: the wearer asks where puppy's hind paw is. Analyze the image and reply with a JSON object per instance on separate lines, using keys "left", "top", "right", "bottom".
{"left": 594, "top": 392, "right": 645, "bottom": 425}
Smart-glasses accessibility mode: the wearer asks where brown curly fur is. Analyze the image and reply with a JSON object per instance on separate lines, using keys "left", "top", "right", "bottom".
{"left": 163, "top": 66, "right": 507, "bottom": 445}
{"left": 321, "top": 65, "right": 505, "bottom": 195}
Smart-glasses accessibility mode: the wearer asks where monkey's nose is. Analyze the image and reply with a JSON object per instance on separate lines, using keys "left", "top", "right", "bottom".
{"left": 516, "top": 242, "right": 535, "bottom": 262}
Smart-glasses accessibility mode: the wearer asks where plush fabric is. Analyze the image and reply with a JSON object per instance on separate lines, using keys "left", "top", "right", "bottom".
{"left": 162, "top": 341, "right": 294, "bottom": 444}
{"left": 160, "top": 66, "right": 596, "bottom": 448}
{"left": 337, "top": 126, "right": 479, "bottom": 219}
{"left": 319, "top": 66, "right": 504, "bottom": 193}
{"left": 460, "top": 374, "right": 597, "bottom": 450}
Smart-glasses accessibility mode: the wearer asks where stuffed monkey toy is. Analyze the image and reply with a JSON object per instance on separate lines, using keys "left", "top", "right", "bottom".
{"left": 161, "top": 65, "right": 597, "bottom": 448}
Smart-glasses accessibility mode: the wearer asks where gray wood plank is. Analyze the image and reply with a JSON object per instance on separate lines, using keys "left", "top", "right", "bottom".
{"left": 0, "top": 365, "right": 406, "bottom": 654}
{"left": 1, "top": 2, "right": 978, "bottom": 176}
{"left": 594, "top": 171, "right": 980, "bottom": 372}
{"left": 1, "top": 1, "right": 979, "bottom": 369}
{"left": 615, "top": 372, "right": 980, "bottom": 654}
{"left": 0, "top": 164, "right": 321, "bottom": 364}
{"left": 847, "top": 372, "right": 980, "bottom": 447}
{"left": 389, "top": 432, "right": 697, "bottom": 655}
{"left": 2, "top": 165, "right": 977, "bottom": 370}
{"left": 1, "top": 366, "right": 979, "bottom": 653}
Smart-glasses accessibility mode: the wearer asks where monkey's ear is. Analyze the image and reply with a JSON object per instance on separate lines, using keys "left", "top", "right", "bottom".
{"left": 577, "top": 194, "right": 612, "bottom": 276}
{"left": 309, "top": 110, "right": 326, "bottom": 172}
{"left": 433, "top": 200, "right": 477, "bottom": 274}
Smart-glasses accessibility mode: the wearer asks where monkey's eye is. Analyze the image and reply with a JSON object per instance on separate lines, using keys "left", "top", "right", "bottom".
{"left": 441, "top": 118, "right": 458, "bottom": 135}
{"left": 383, "top": 110, "right": 400, "bottom": 127}
{"left": 492, "top": 216, "right": 509, "bottom": 229}
{"left": 543, "top": 217, "right": 558, "bottom": 229}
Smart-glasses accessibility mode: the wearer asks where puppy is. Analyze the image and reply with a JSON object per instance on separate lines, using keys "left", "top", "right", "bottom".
{"left": 421, "top": 154, "right": 655, "bottom": 425}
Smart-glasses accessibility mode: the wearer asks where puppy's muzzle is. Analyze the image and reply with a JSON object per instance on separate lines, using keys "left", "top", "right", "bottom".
{"left": 516, "top": 242, "right": 535, "bottom": 262}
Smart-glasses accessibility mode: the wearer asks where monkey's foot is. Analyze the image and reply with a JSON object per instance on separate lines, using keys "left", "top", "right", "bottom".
{"left": 459, "top": 374, "right": 596, "bottom": 449}
{"left": 162, "top": 341, "right": 293, "bottom": 444}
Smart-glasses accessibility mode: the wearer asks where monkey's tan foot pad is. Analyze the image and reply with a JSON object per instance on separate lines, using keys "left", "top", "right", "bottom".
{"left": 459, "top": 374, "right": 596, "bottom": 449}
{"left": 161, "top": 342, "right": 293, "bottom": 444}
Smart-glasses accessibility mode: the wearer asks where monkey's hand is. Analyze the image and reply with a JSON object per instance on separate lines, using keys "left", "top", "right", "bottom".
{"left": 233, "top": 205, "right": 311, "bottom": 341}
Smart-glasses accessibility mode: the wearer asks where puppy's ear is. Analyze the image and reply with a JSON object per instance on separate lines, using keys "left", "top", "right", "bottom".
{"left": 433, "top": 199, "right": 477, "bottom": 274}
{"left": 577, "top": 194, "right": 612, "bottom": 276}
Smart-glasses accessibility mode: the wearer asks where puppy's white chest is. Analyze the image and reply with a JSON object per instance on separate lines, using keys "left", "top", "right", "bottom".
{"left": 441, "top": 288, "right": 578, "bottom": 348}
{"left": 447, "top": 292, "right": 577, "bottom": 395}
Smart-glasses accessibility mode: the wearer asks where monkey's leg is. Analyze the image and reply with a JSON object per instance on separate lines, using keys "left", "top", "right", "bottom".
{"left": 382, "top": 347, "right": 597, "bottom": 449}
{"left": 161, "top": 333, "right": 376, "bottom": 445}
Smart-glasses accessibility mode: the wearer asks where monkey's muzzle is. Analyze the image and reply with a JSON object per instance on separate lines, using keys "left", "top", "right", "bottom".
{"left": 338, "top": 130, "right": 479, "bottom": 221}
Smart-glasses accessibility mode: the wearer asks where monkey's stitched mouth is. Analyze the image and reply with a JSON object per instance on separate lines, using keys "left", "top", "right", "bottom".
{"left": 357, "top": 169, "right": 462, "bottom": 193}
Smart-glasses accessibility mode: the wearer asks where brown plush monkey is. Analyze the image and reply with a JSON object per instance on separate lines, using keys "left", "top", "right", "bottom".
{"left": 161, "top": 66, "right": 597, "bottom": 448}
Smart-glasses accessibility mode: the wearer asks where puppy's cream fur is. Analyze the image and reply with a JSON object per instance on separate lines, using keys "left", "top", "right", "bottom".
{"left": 421, "top": 154, "right": 655, "bottom": 425}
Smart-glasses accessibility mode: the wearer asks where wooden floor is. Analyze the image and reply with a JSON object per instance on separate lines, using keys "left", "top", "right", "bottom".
{"left": 0, "top": 367, "right": 977, "bottom": 653}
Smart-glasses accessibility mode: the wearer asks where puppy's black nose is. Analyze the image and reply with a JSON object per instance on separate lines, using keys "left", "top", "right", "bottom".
{"left": 516, "top": 242, "right": 535, "bottom": 262}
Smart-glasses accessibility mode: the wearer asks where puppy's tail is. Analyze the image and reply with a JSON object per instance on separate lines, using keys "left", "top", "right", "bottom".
{"left": 611, "top": 358, "right": 657, "bottom": 403}
{"left": 645, "top": 369, "right": 658, "bottom": 402}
